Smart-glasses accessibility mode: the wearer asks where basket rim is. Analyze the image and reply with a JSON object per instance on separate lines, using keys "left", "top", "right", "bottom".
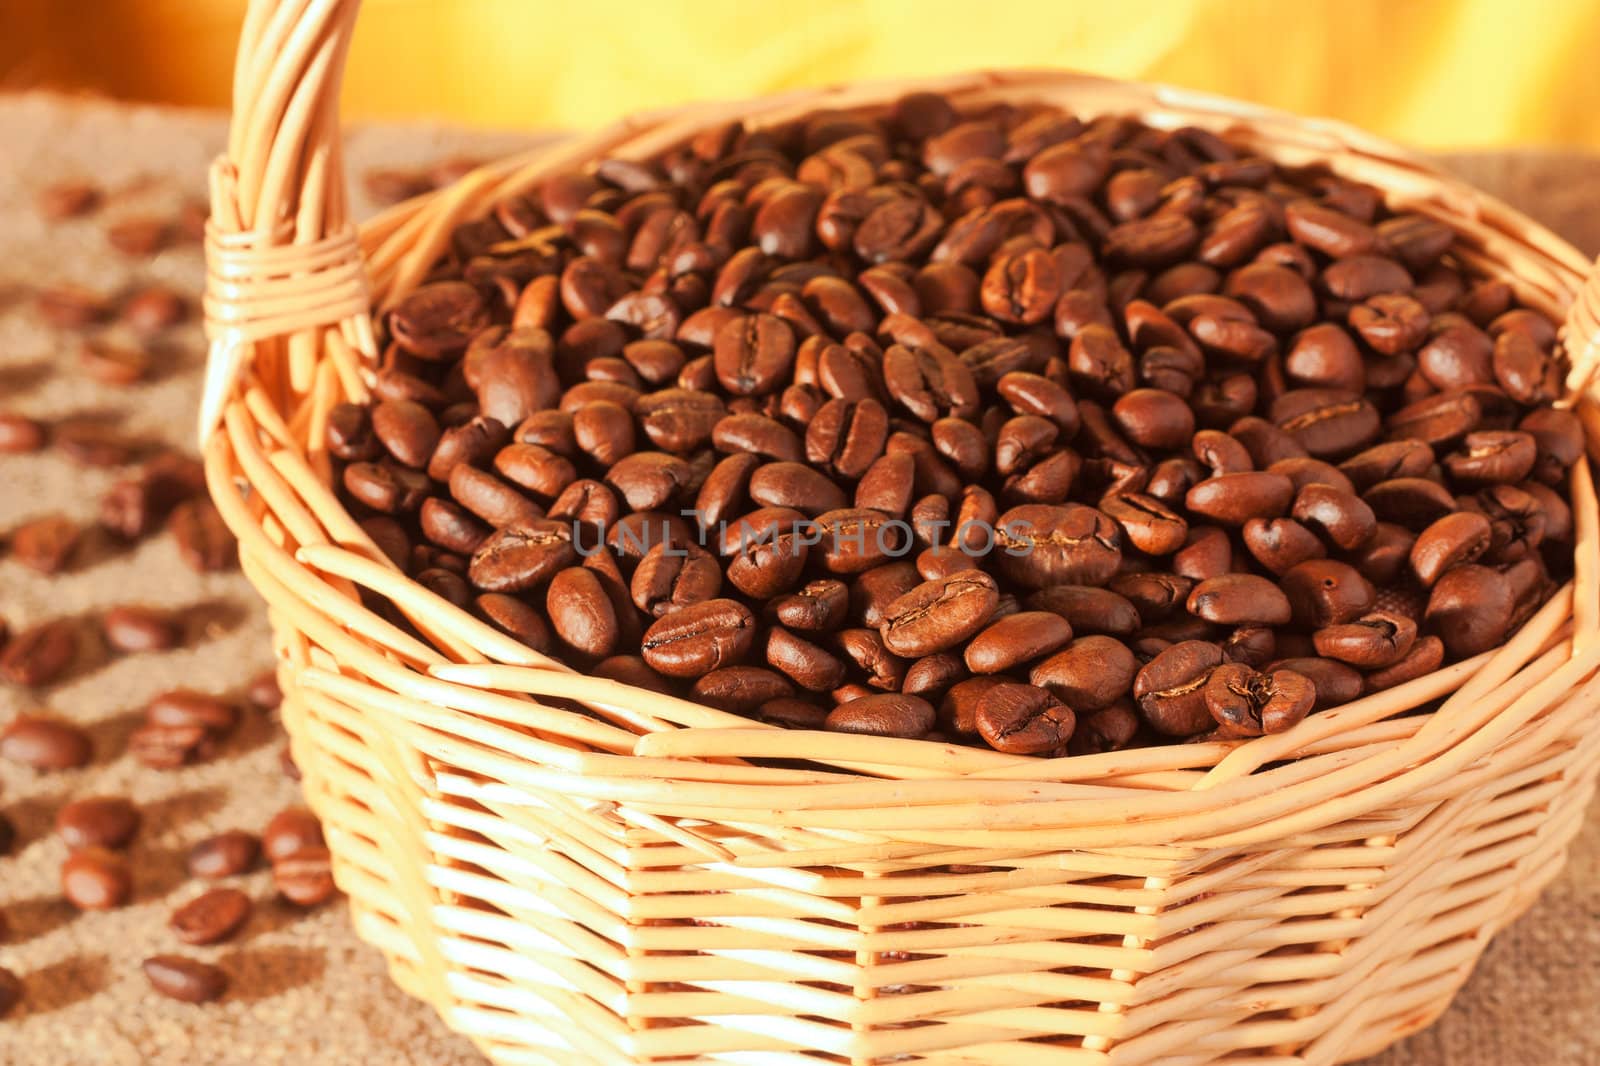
{"left": 202, "top": 65, "right": 1600, "bottom": 845}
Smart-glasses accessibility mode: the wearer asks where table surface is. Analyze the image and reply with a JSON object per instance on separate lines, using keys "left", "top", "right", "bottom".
{"left": 0, "top": 92, "right": 1596, "bottom": 1066}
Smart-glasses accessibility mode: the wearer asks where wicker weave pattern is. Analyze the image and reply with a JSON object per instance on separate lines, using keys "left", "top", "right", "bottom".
{"left": 202, "top": 5, "right": 1600, "bottom": 1062}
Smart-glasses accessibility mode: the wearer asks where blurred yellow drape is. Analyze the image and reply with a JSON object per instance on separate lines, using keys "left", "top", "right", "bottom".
{"left": 6, "top": 0, "right": 1599, "bottom": 149}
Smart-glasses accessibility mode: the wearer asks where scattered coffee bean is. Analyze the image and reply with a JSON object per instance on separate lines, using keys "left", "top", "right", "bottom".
{"left": 8, "top": 515, "right": 80, "bottom": 574}
{"left": 102, "top": 605, "right": 181, "bottom": 653}
{"left": 187, "top": 830, "right": 261, "bottom": 879}
{"left": 142, "top": 955, "right": 228, "bottom": 1004}
{"left": 273, "top": 846, "right": 337, "bottom": 906}
{"left": 0, "top": 966, "right": 20, "bottom": 1018}
{"left": 56, "top": 796, "right": 140, "bottom": 850}
{"left": 0, "top": 413, "right": 46, "bottom": 453}
{"left": 37, "top": 179, "right": 101, "bottom": 219}
{"left": 61, "top": 847, "right": 132, "bottom": 909}
{"left": 0, "top": 713, "right": 90, "bottom": 768}
{"left": 169, "top": 499, "right": 235, "bottom": 572}
{"left": 170, "top": 887, "right": 253, "bottom": 945}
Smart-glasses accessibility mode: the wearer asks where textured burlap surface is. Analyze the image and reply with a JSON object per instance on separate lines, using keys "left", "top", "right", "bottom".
{"left": 0, "top": 93, "right": 1595, "bottom": 1066}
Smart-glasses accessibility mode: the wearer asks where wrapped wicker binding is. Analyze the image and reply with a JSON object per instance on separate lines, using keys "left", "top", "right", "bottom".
{"left": 201, "top": 3, "right": 1600, "bottom": 1063}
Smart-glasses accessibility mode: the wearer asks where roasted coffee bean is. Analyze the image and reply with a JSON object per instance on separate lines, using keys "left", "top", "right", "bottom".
{"left": 128, "top": 722, "right": 216, "bottom": 768}
{"left": 546, "top": 568, "right": 620, "bottom": 658}
{"left": 692, "top": 667, "right": 793, "bottom": 713}
{"left": 1173, "top": 525, "right": 1234, "bottom": 582}
{"left": 1312, "top": 610, "right": 1417, "bottom": 668}
{"left": 1185, "top": 472, "right": 1293, "bottom": 526}
{"left": 835, "top": 628, "right": 909, "bottom": 690}
{"left": 756, "top": 583, "right": 848, "bottom": 638}
{"left": 187, "top": 831, "right": 260, "bottom": 879}
{"left": 263, "top": 806, "right": 324, "bottom": 863}
{"left": 812, "top": 508, "right": 908, "bottom": 574}
{"left": 62, "top": 847, "right": 132, "bottom": 910}
{"left": 901, "top": 651, "right": 967, "bottom": 700}
{"left": 0, "top": 966, "right": 18, "bottom": 1018}
{"left": 8, "top": 515, "right": 80, "bottom": 574}
{"left": 759, "top": 697, "right": 831, "bottom": 729}
{"left": 168, "top": 499, "right": 236, "bottom": 572}
{"left": 101, "top": 605, "right": 180, "bottom": 653}
{"left": 994, "top": 504, "right": 1121, "bottom": 588}
{"left": 473, "top": 593, "right": 553, "bottom": 653}
{"left": 631, "top": 543, "right": 721, "bottom": 616}
{"left": 1186, "top": 574, "right": 1292, "bottom": 625}
{"left": 964, "top": 612, "right": 1073, "bottom": 674}
{"left": 1442, "top": 430, "right": 1537, "bottom": 487}
{"left": 1204, "top": 664, "right": 1316, "bottom": 736}
{"left": 170, "top": 888, "right": 253, "bottom": 945}
{"left": 975, "top": 683, "right": 1075, "bottom": 754}
{"left": 1364, "top": 635, "right": 1446, "bottom": 692}
{"left": 1100, "top": 493, "right": 1188, "bottom": 556}
{"left": 143, "top": 955, "right": 228, "bottom": 1004}
{"left": 1282, "top": 559, "right": 1375, "bottom": 628}
{"left": 1271, "top": 389, "right": 1379, "bottom": 457}
{"left": 56, "top": 797, "right": 140, "bottom": 850}
{"left": 1364, "top": 477, "right": 1458, "bottom": 530}
{"left": 1339, "top": 439, "right": 1434, "bottom": 491}
{"left": 825, "top": 692, "right": 935, "bottom": 738}
{"left": 1410, "top": 512, "right": 1493, "bottom": 587}
{"left": 1388, "top": 390, "right": 1480, "bottom": 447}
{"left": 1242, "top": 516, "right": 1326, "bottom": 575}
{"left": 880, "top": 571, "right": 999, "bottom": 657}
{"left": 1290, "top": 484, "right": 1376, "bottom": 551}
{"left": 641, "top": 599, "right": 755, "bottom": 677}
{"left": 468, "top": 520, "right": 576, "bottom": 592}
{"left": 749, "top": 461, "right": 849, "bottom": 515}
{"left": 852, "top": 562, "right": 922, "bottom": 628}
{"left": 766, "top": 627, "right": 848, "bottom": 692}
{"left": 0, "top": 620, "right": 78, "bottom": 687}
{"left": 1031, "top": 635, "right": 1138, "bottom": 711}
{"left": 146, "top": 690, "right": 237, "bottom": 734}
{"left": 1133, "top": 640, "right": 1224, "bottom": 736}
{"left": 1426, "top": 564, "right": 1514, "bottom": 658}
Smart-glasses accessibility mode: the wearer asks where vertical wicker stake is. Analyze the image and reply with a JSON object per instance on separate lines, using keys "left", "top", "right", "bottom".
{"left": 204, "top": 6, "right": 1600, "bottom": 1061}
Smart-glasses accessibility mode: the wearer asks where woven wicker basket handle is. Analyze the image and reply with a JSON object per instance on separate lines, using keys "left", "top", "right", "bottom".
{"left": 199, "top": 0, "right": 373, "bottom": 443}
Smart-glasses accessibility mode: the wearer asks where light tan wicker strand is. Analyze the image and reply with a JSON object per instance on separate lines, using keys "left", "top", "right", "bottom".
{"left": 203, "top": 3, "right": 1600, "bottom": 1063}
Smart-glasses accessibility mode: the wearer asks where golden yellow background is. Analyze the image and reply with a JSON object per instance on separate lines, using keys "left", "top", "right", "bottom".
{"left": 5, "top": 0, "right": 1598, "bottom": 148}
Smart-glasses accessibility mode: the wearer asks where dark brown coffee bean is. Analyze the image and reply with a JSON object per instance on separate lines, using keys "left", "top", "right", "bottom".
{"left": 274, "top": 847, "right": 337, "bottom": 906}
{"left": 146, "top": 690, "right": 237, "bottom": 734}
{"left": 100, "top": 605, "right": 180, "bottom": 653}
{"left": 631, "top": 543, "right": 720, "bottom": 617}
{"left": 1186, "top": 574, "right": 1291, "bottom": 625}
{"left": 852, "top": 562, "right": 922, "bottom": 629}
{"left": 56, "top": 796, "right": 139, "bottom": 850}
{"left": 1282, "top": 559, "right": 1376, "bottom": 628}
{"left": 759, "top": 698, "right": 830, "bottom": 730}
{"left": 1110, "top": 571, "right": 1195, "bottom": 625}
{"left": 1285, "top": 322, "right": 1365, "bottom": 392}
{"left": 1363, "top": 477, "right": 1458, "bottom": 530}
{"left": 468, "top": 520, "right": 576, "bottom": 592}
{"left": 962, "top": 612, "right": 1073, "bottom": 674}
{"left": 994, "top": 503, "right": 1121, "bottom": 588}
{"left": 1271, "top": 389, "right": 1379, "bottom": 457}
{"left": 1225, "top": 263, "right": 1316, "bottom": 333}
{"left": 1388, "top": 390, "right": 1481, "bottom": 447}
{"left": 141, "top": 955, "right": 230, "bottom": 1004}
{"left": 1425, "top": 564, "right": 1514, "bottom": 658}
{"left": 808, "top": 508, "right": 905, "bottom": 575}
{"left": 169, "top": 498, "right": 236, "bottom": 572}
{"left": 974, "top": 683, "right": 1075, "bottom": 755}
{"left": 1024, "top": 586, "right": 1139, "bottom": 637}
{"left": 1285, "top": 200, "right": 1377, "bottom": 258}
{"left": 1100, "top": 493, "right": 1188, "bottom": 556}
{"left": 1410, "top": 512, "right": 1493, "bottom": 587}
{"left": 1290, "top": 484, "right": 1376, "bottom": 551}
{"left": 473, "top": 594, "right": 553, "bottom": 654}
{"left": 770, "top": 580, "right": 851, "bottom": 633}
{"left": 714, "top": 314, "right": 796, "bottom": 396}
{"left": 980, "top": 248, "right": 1061, "bottom": 325}
{"left": 1204, "top": 664, "right": 1315, "bottom": 736}
{"left": 1066, "top": 324, "right": 1136, "bottom": 400}
{"left": 712, "top": 412, "right": 803, "bottom": 461}
{"left": 1417, "top": 322, "right": 1494, "bottom": 390}
{"left": 825, "top": 692, "right": 935, "bottom": 739}
{"left": 882, "top": 342, "right": 981, "bottom": 423}
{"left": 129, "top": 723, "right": 216, "bottom": 769}
{"left": 1030, "top": 635, "right": 1138, "bottom": 711}
{"left": 691, "top": 667, "right": 793, "bottom": 713}
{"left": 1322, "top": 255, "right": 1412, "bottom": 301}
{"left": 0, "top": 620, "right": 78, "bottom": 687}
{"left": 544, "top": 568, "right": 619, "bottom": 658}
{"left": 187, "top": 830, "right": 260, "bottom": 879}
{"left": 641, "top": 599, "right": 755, "bottom": 678}
{"left": 1172, "top": 525, "right": 1234, "bottom": 582}
{"left": 1242, "top": 516, "right": 1326, "bottom": 575}
{"left": 1185, "top": 472, "right": 1293, "bottom": 526}
{"left": 1364, "top": 635, "right": 1446, "bottom": 693}
{"left": 1312, "top": 610, "right": 1417, "bottom": 668}
{"left": 748, "top": 461, "right": 849, "bottom": 516}
{"left": 880, "top": 571, "right": 999, "bottom": 657}
{"left": 1442, "top": 430, "right": 1537, "bottom": 487}
{"left": 8, "top": 515, "right": 80, "bottom": 574}
{"left": 835, "top": 628, "right": 909, "bottom": 691}
{"left": 263, "top": 806, "right": 324, "bottom": 863}
{"left": 390, "top": 281, "right": 490, "bottom": 358}
{"left": 1133, "top": 640, "right": 1224, "bottom": 736}
{"left": 766, "top": 627, "right": 847, "bottom": 692}
{"left": 1338, "top": 439, "right": 1435, "bottom": 491}
{"left": 62, "top": 847, "right": 131, "bottom": 910}
{"left": 170, "top": 888, "right": 253, "bottom": 945}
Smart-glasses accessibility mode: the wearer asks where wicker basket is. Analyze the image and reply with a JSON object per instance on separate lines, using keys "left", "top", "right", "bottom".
{"left": 201, "top": 5, "right": 1600, "bottom": 1064}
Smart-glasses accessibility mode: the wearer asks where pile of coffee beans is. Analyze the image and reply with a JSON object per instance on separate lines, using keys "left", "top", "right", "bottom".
{"left": 328, "top": 92, "right": 1583, "bottom": 757}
